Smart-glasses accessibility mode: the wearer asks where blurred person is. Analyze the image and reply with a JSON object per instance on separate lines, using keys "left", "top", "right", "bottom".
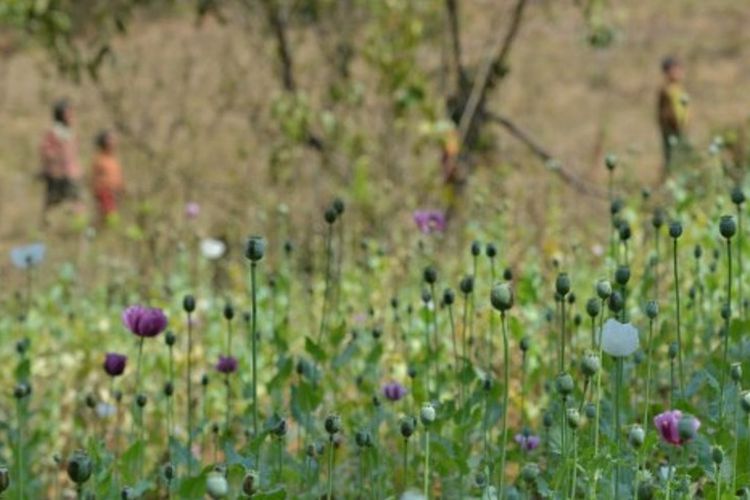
{"left": 39, "top": 99, "right": 82, "bottom": 222}
{"left": 91, "top": 130, "right": 125, "bottom": 223}
{"left": 657, "top": 56, "right": 690, "bottom": 177}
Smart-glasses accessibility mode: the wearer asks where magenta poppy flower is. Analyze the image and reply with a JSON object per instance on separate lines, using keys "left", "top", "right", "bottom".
{"left": 382, "top": 382, "right": 407, "bottom": 401}
{"left": 216, "top": 355, "right": 238, "bottom": 374}
{"left": 122, "top": 306, "right": 168, "bottom": 338}
{"left": 515, "top": 432, "right": 541, "bottom": 452}
{"left": 413, "top": 210, "right": 446, "bottom": 234}
{"left": 185, "top": 202, "right": 200, "bottom": 219}
{"left": 103, "top": 353, "right": 127, "bottom": 377}
{"left": 654, "top": 410, "right": 700, "bottom": 445}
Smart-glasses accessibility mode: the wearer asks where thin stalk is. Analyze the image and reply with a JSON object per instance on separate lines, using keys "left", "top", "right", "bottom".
{"left": 570, "top": 430, "right": 578, "bottom": 499}
{"left": 738, "top": 207, "right": 744, "bottom": 318}
{"left": 429, "top": 283, "right": 439, "bottom": 396}
{"left": 186, "top": 312, "right": 194, "bottom": 475}
{"left": 422, "top": 301, "right": 432, "bottom": 394}
{"left": 720, "top": 238, "right": 733, "bottom": 419}
{"left": 251, "top": 262, "right": 259, "bottom": 441}
{"left": 447, "top": 304, "right": 460, "bottom": 402}
{"left": 135, "top": 336, "right": 145, "bottom": 480}
{"left": 403, "top": 439, "right": 408, "bottom": 492}
{"left": 461, "top": 293, "right": 469, "bottom": 388}
{"left": 224, "top": 374, "right": 231, "bottom": 435}
{"left": 16, "top": 397, "right": 23, "bottom": 500}
{"left": 643, "top": 318, "right": 655, "bottom": 435}
{"left": 498, "top": 311, "right": 510, "bottom": 498}
{"left": 614, "top": 357, "right": 623, "bottom": 499}
{"left": 592, "top": 300, "right": 605, "bottom": 496}
{"left": 327, "top": 435, "right": 335, "bottom": 500}
{"left": 560, "top": 298, "right": 566, "bottom": 372}
{"left": 673, "top": 238, "right": 685, "bottom": 398}
{"left": 318, "top": 223, "right": 334, "bottom": 343}
{"left": 423, "top": 430, "right": 430, "bottom": 499}
{"left": 732, "top": 380, "right": 741, "bottom": 493}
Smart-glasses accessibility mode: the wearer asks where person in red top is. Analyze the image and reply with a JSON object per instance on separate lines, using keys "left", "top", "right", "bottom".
{"left": 39, "top": 99, "right": 82, "bottom": 220}
{"left": 91, "top": 130, "right": 125, "bottom": 222}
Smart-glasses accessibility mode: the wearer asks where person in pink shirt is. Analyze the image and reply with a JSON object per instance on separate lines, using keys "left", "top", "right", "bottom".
{"left": 39, "top": 99, "right": 82, "bottom": 220}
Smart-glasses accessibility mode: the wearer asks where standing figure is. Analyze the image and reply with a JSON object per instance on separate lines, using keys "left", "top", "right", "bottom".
{"left": 657, "top": 56, "right": 690, "bottom": 177}
{"left": 39, "top": 99, "right": 82, "bottom": 222}
{"left": 91, "top": 130, "right": 125, "bottom": 223}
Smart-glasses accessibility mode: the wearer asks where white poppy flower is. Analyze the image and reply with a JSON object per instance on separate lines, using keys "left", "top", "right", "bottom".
{"left": 10, "top": 243, "right": 46, "bottom": 269}
{"left": 600, "top": 318, "right": 640, "bottom": 357}
{"left": 200, "top": 238, "right": 226, "bottom": 260}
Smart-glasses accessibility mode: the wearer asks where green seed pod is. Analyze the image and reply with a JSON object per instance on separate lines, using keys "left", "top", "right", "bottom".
{"left": 423, "top": 266, "right": 438, "bottom": 285}
{"left": 442, "top": 288, "right": 455, "bottom": 306}
{"left": 332, "top": 198, "right": 345, "bottom": 216}
{"left": 520, "top": 336, "right": 531, "bottom": 352}
{"left": 420, "top": 402, "right": 436, "bottom": 425}
{"left": 585, "top": 297, "right": 601, "bottom": 318}
{"left": 470, "top": 240, "right": 481, "bottom": 257}
{"left": 711, "top": 446, "right": 724, "bottom": 465}
{"left": 556, "top": 372, "right": 575, "bottom": 396}
{"left": 223, "top": 303, "right": 234, "bottom": 321}
{"left": 566, "top": 408, "right": 580, "bottom": 429}
{"left": 596, "top": 280, "right": 612, "bottom": 300}
{"left": 668, "top": 341, "right": 679, "bottom": 360}
{"left": 584, "top": 403, "right": 596, "bottom": 420}
{"left": 720, "top": 215, "right": 737, "bottom": 239}
{"left": 459, "top": 275, "right": 474, "bottom": 295}
{"left": 490, "top": 283, "right": 514, "bottom": 312}
{"left": 355, "top": 430, "right": 372, "bottom": 448}
{"left": 645, "top": 300, "right": 659, "bottom": 319}
{"left": 486, "top": 243, "right": 497, "bottom": 258}
{"left": 608, "top": 291, "right": 624, "bottom": 313}
{"left": 400, "top": 416, "right": 416, "bottom": 439}
{"left": 652, "top": 208, "right": 666, "bottom": 229}
{"left": 163, "top": 463, "right": 174, "bottom": 481}
{"left": 183, "top": 294, "right": 196, "bottom": 313}
{"left": 618, "top": 222, "right": 632, "bottom": 242}
{"left": 206, "top": 470, "right": 228, "bottom": 499}
{"left": 0, "top": 467, "right": 9, "bottom": 494}
{"left": 628, "top": 425, "right": 645, "bottom": 448}
{"left": 615, "top": 266, "right": 630, "bottom": 286}
{"left": 165, "top": 331, "right": 176, "bottom": 347}
{"left": 731, "top": 363, "right": 743, "bottom": 383}
{"left": 324, "top": 206, "right": 337, "bottom": 224}
{"left": 556, "top": 273, "right": 571, "bottom": 297}
{"left": 605, "top": 154, "right": 618, "bottom": 171}
{"left": 693, "top": 245, "right": 703, "bottom": 259}
{"left": 245, "top": 236, "right": 266, "bottom": 262}
{"left": 731, "top": 186, "right": 746, "bottom": 206}
{"left": 669, "top": 221, "right": 683, "bottom": 239}
{"left": 740, "top": 391, "right": 750, "bottom": 414}
{"left": 581, "top": 352, "right": 601, "bottom": 377}
{"left": 67, "top": 450, "right": 93, "bottom": 484}
{"left": 136, "top": 394, "right": 147, "bottom": 408}
{"left": 521, "top": 462, "right": 540, "bottom": 482}
{"left": 324, "top": 414, "right": 342, "bottom": 435}
{"left": 242, "top": 470, "right": 260, "bottom": 497}
{"left": 543, "top": 410, "right": 554, "bottom": 428}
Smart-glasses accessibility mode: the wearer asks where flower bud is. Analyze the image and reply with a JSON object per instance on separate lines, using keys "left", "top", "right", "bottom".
{"left": 605, "top": 154, "right": 617, "bottom": 171}
{"left": 693, "top": 245, "right": 703, "bottom": 259}
{"left": 645, "top": 300, "right": 659, "bottom": 319}
{"left": 471, "top": 241, "right": 481, "bottom": 257}
{"left": 520, "top": 336, "right": 531, "bottom": 352}
{"left": 459, "top": 275, "right": 474, "bottom": 295}
{"left": 332, "top": 198, "right": 345, "bottom": 216}
{"left": 183, "top": 294, "right": 196, "bottom": 313}
{"left": 442, "top": 288, "right": 455, "bottom": 306}
{"left": 324, "top": 206, "right": 337, "bottom": 224}
{"left": 731, "top": 186, "right": 746, "bottom": 206}
{"left": 242, "top": 470, "right": 259, "bottom": 496}
{"left": 423, "top": 266, "right": 438, "bottom": 285}
{"left": 165, "top": 331, "right": 176, "bottom": 346}
{"left": 596, "top": 280, "right": 612, "bottom": 300}
{"left": 67, "top": 450, "right": 93, "bottom": 484}
{"left": 556, "top": 372, "right": 575, "bottom": 396}
{"left": 490, "top": 283, "right": 514, "bottom": 312}
{"left": 355, "top": 430, "right": 372, "bottom": 448}
{"left": 618, "top": 222, "right": 632, "bottom": 242}
{"left": 555, "top": 273, "right": 571, "bottom": 297}
{"left": 608, "top": 291, "right": 624, "bottom": 313}
{"left": 324, "top": 414, "right": 342, "bottom": 435}
{"left": 400, "top": 416, "right": 416, "bottom": 439}
{"left": 615, "top": 266, "right": 630, "bottom": 286}
{"left": 711, "top": 445, "right": 724, "bottom": 465}
{"left": 568, "top": 293, "right": 576, "bottom": 305}
{"left": 611, "top": 198, "right": 624, "bottom": 216}
{"left": 668, "top": 221, "right": 683, "bottom": 239}
{"left": 586, "top": 298, "right": 601, "bottom": 318}
{"left": 223, "top": 303, "right": 234, "bottom": 321}
{"left": 421, "top": 289, "right": 432, "bottom": 305}
{"left": 584, "top": 403, "right": 596, "bottom": 419}
{"left": 136, "top": 394, "right": 147, "bottom": 407}
{"left": 206, "top": 469, "right": 229, "bottom": 499}
{"left": 486, "top": 243, "right": 497, "bottom": 258}
{"left": 566, "top": 408, "right": 580, "bottom": 429}
{"left": 245, "top": 236, "right": 266, "bottom": 262}
{"left": 163, "top": 463, "right": 174, "bottom": 481}
{"left": 273, "top": 417, "right": 287, "bottom": 438}
{"left": 720, "top": 215, "right": 737, "bottom": 240}
{"left": 521, "top": 462, "right": 540, "bottom": 482}
{"left": 420, "top": 402, "right": 436, "bottom": 425}
{"left": 580, "top": 352, "right": 600, "bottom": 377}
{"left": 408, "top": 366, "right": 417, "bottom": 379}
{"left": 731, "top": 363, "right": 743, "bottom": 383}
{"left": 503, "top": 267, "right": 513, "bottom": 281}
{"left": 652, "top": 208, "right": 666, "bottom": 229}
{"left": 85, "top": 393, "right": 96, "bottom": 409}
{"left": 164, "top": 382, "right": 174, "bottom": 397}
{"left": 628, "top": 425, "right": 645, "bottom": 448}
{"left": 0, "top": 467, "right": 9, "bottom": 493}
{"left": 202, "top": 374, "right": 209, "bottom": 386}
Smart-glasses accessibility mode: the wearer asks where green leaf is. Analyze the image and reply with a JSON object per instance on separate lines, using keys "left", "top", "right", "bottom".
{"left": 305, "top": 336, "right": 327, "bottom": 362}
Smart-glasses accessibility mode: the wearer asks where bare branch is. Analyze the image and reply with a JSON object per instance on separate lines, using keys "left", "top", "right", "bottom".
{"left": 260, "top": 0, "right": 296, "bottom": 92}
{"left": 444, "top": 0, "right": 466, "bottom": 89}
{"left": 486, "top": 111, "right": 606, "bottom": 199}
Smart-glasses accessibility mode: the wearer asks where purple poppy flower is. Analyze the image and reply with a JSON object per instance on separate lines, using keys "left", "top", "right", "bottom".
{"left": 514, "top": 432, "right": 541, "bottom": 452}
{"left": 216, "top": 355, "right": 238, "bottom": 374}
{"left": 103, "top": 353, "right": 127, "bottom": 377}
{"left": 185, "top": 202, "right": 200, "bottom": 219}
{"left": 654, "top": 409, "right": 700, "bottom": 446}
{"left": 122, "top": 306, "right": 168, "bottom": 338}
{"left": 382, "top": 382, "right": 408, "bottom": 402}
{"left": 413, "top": 210, "right": 447, "bottom": 234}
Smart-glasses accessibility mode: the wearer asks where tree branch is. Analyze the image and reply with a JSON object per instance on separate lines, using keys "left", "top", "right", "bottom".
{"left": 486, "top": 111, "right": 606, "bottom": 198}
{"left": 444, "top": 0, "right": 466, "bottom": 90}
{"left": 260, "top": 0, "right": 296, "bottom": 92}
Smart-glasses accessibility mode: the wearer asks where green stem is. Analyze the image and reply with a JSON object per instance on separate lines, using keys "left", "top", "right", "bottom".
{"left": 732, "top": 381, "right": 741, "bottom": 493}
{"left": 570, "top": 430, "right": 578, "bottom": 499}
{"left": 327, "top": 435, "right": 335, "bottom": 500}
{"left": 720, "top": 238, "right": 733, "bottom": 419}
{"left": 403, "top": 439, "right": 408, "bottom": 492}
{"left": 673, "top": 238, "right": 685, "bottom": 399}
{"left": 738, "top": 207, "right": 744, "bottom": 318}
{"left": 423, "top": 430, "right": 430, "bottom": 499}
{"left": 186, "top": 312, "right": 194, "bottom": 475}
{"left": 499, "top": 311, "right": 510, "bottom": 498}
{"left": 643, "top": 318, "right": 655, "bottom": 434}
{"left": 16, "top": 397, "right": 23, "bottom": 500}
{"left": 614, "top": 357, "right": 623, "bottom": 500}
{"left": 560, "top": 299, "right": 566, "bottom": 372}
{"left": 251, "top": 262, "right": 259, "bottom": 443}
{"left": 318, "top": 223, "right": 334, "bottom": 343}
{"left": 592, "top": 301, "right": 605, "bottom": 497}
{"left": 447, "top": 304, "right": 460, "bottom": 403}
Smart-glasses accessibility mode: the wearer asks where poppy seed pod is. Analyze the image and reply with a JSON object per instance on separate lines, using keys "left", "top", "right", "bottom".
{"left": 223, "top": 303, "right": 234, "bottom": 321}
{"left": 596, "top": 280, "right": 612, "bottom": 300}
{"left": 486, "top": 243, "right": 497, "bottom": 258}
{"left": 0, "top": 467, "right": 9, "bottom": 493}
{"left": 242, "top": 470, "right": 259, "bottom": 496}
{"left": 183, "top": 295, "right": 196, "bottom": 313}
{"left": 520, "top": 336, "right": 531, "bottom": 352}
{"left": 324, "top": 414, "right": 342, "bottom": 435}
{"left": 420, "top": 403, "right": 436, "bottom": 425}
{"left": 408, "top": 366, "right": 417, "bottom": 379}
{"left": 731, "top": 363, "right": 743, "bottom": 383}
{"left": 720, "top": 215, "right": 737, "bottom": 239}
{"left": 423, "top": 266, "right": 438, "bottom": 285}
{"left": 471, "top": 241, "right": 481, "bottom": 257}
{"left": 711, "top": 446, "right": 724, "bottom": 465}
{"left": 163, "top": 381, "right": 174, "bottom": 397}
{"left": 731, "top": 186, "right": 746, "bottom": 206}
{"left": 163, "top": 463, "right": 174, "bottom": 481}
{"left": 568, "top": 293, "right": 577, "bottom": 305}
{"left": 324, "top": 206, "right": 337, "bottom": 224}
{"left": 202, "top": 374, "right": 209, "bottom": 386}
{"left": 273, "top": 418, "right": 287, "bottom": 438}
{"left": 615, "top": 266, "right": 631, "bottom": 286}
{"left": 628, "top": 425, "right": 645, "bottom": 448}
{"left": 490, "top": 283, "right": 514, "bottom": 311}
{"left": 555, "top": 273, "right": 571, "bottom": 297}
{"left": 721, "top": 304, "right": 731, "bottom": 321}
{"left": 482, "top": 377, "right": 492, "bottom": 391}
{"left": 165, "top": 331, "right": 176, "bottom": 347}
{"left": 521, "top": 462, "right": 540, "bottom": 483}
{"left": 610, "top": 198, "right": 624, "bottom": 216}
{"left": 355, "top": 430, "right": 372, "bottom": 448}
{"left": 608, "top": 291, "right": 624, "bottom": 313}
{"left": 332, "top": 198, "right": 345, "bottom": 215}
{"left": 605, "top": 154, "right": 618, "bottom": 171}
{"left": 67, "top": 450, "right": 93, "bottom": 484}
{"left": 668, "top": 341, "right": 679, "bottom": 360}
{"left": 740, "top": 391, "right": 750, "bottom": 413}
{"left": 668, "top": 221, "right": 683, "bottom": 239}
{"left": 645, "top": 300, "right": 659, "bottom": 319}
{"left": 460, "top": 275, "right": 474, "bottom": 295}
{"left": 693, "top": 245, "right": 703, "bottom": 259}
{"left": 443, "top": 288, "right": 455, "bottom": 306}
{"left": 581, "top": 352, "right": 600, "bottom": 377}
{"left": 206, "top": 470, "right": 228, "bottom": 499}
{"left": 283, "top": 240, "right": 293, "bottom": 254}
{"left": 503, "top": 267, "right": 513, "bottom": 281}
{"left": 618, "top": 222, "right": 632, "bottom": 242}
{"left": 585, "top": 297, "right": 601, "bottom": 318}
{"left": 421, "top": 289, "right": 432, "bottom": 305}
{"left": 652, "top": 208, "right": 666, "bottom": 229}
{"left": 584, "top": 403, "right": 596, "bottom": 419}
{"left": 566, "top": 408, "right": 580, "bottom": 429}
{"left": 13, "top": 383, "right": 30, "bottom": 399}
{"left": 85, "top": 393, "right": 96, "bottom": 409}
{"left": 400, "top": 416, "right": 416, "bottom": 439}
{"left": 136, "top": 394, "right": 147, "bottom": 407}
{"left": 245, "top": 236, "right": 265, "bottom": 262}
{"left": 556, "top": 372, "right": 575, "bottom": 396}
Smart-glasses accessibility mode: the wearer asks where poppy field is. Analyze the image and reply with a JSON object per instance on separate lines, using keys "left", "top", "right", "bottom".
{"left": 3, "top": 156, "right": 750, "bottom": 499}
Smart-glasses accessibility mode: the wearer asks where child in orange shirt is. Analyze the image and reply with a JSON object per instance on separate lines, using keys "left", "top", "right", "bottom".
{"left": 91, "top": 130, "right": 124, "bottom": 221}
